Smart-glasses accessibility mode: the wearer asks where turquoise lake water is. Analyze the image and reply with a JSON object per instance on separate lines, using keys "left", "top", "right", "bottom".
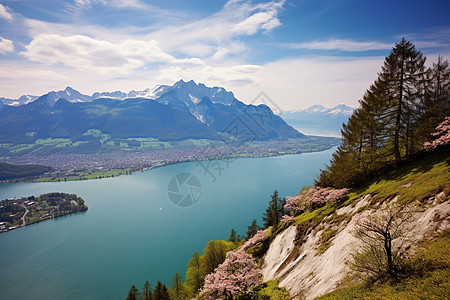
{"left": 0, "top": 148, "right": 335, "bottom": 300}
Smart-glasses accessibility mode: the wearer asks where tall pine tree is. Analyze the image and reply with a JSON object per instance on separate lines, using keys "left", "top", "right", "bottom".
{"left": 380, "top": 38, "right": 427, "bottom": 161}
{"left": 153, "top": 281, "right": 170, "bottom": 300}
{"left": 418, "top": 55, "right": 450, "bottom": 141}
{"left": 126, "top": 285, "right": 140, "bottom": 300}
{"left": 185, "top": 252, "right": 202, "bottom": 295}
{"left": 246, "top": 219, "right": 261, "bottom": 239}
{"left": 262, "top": 190, "right": 284, "bottom": 228}
{"left": 317, "top": 39, "right": 449, "bottom": 188}
{"left": 142, "top": 281, "right": 152, "bottom": 300}
{"left": 170, "top": 272, "right": 185, "bottom": 300}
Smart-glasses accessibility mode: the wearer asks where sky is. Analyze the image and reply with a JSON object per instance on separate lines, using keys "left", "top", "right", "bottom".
{"left": 0, "top": 0, "right": 449, "bottom": 110}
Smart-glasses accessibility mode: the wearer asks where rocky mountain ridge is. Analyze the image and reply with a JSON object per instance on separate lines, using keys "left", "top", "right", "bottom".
{"left": 0, "top": 80, "right": 304, "bottom": 144}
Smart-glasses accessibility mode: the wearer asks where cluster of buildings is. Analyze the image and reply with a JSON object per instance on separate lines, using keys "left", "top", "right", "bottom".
{"left": 2, "top": 139, "right": 338, "bottom": 175}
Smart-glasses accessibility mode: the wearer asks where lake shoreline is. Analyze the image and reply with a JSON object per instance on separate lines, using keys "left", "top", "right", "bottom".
{"left": 2, "top": 144, "right": 338, "bottom": 184}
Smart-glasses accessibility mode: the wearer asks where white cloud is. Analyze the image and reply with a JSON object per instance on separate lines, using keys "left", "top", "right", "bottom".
{"left": 0, "top": 3, "right": 13, "bottom": 22}
{"left": 261, "top": 17, "right": 281, "bottom": 32}
{"left": 0, "top": 37, "right": 14, "bottom": 54}
{"left": 19, "top": 0, "right": 285, "bottom": 63}
{"left": 23, "top": 19, "right": 128, "bottom": 42}
{"left": 74, "top": 0, "right": 102, "bottom": 7}
{"left": 155, "top": 64, "right": 261, "bottom": 87}
{"left": 21, "top": 0, "right": 285, "bottom": 62}
{"left": 73, "top": 0, "right": 147, "bottom": 10}
{"left": 149, "top": 0, "right": 286, "bottom": 58}
{"left": 233, "top": 10, "right": 281, "bottom": 35}
{"left": 402, "top": 28, "right": 450, "bottom": 50}
{"left": 108, "top": 0, "right": 148, "bottom": 9}
{"left": 211, "top": 41, "right": 247, "bottom": 60}
{"left": 0, "top": 65, "right": 69, "bottom": 81}
{"left": 287, "top": 39, "right": 392, "bottom": 52}
{"left": 228, "top": 56, "right": 385, "bottom": 110}
{"left": 21, "top": 34, "right": 202, "bottom": 74}
{"left": 151, "top": 55, "right": 385, "bottom": 111}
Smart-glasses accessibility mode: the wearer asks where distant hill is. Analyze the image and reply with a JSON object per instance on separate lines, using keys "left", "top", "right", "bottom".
{"left": 0, "top": 80, "right": 304, "bottom": 154}
{"left": 282, "top": 104, "right": 354, "bottom": 137}
{"left": 0, "top": 162, "right": 52, "bottom": 180}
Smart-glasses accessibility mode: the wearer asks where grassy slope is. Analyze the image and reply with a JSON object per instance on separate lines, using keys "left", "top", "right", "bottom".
{"left": 343, "top": 148, "right": 450, "bottom": 206}
{"left": 316, "top": 230, "right": 450, "bottom": 300}
{"left": 303, "top": 149, "right": 450, "bottom": 299}
{"left": 257, "top": 148, "right": 449, "bottom": 299}
{"left": 0, "top": 161, "right": 52, "bottom": 180}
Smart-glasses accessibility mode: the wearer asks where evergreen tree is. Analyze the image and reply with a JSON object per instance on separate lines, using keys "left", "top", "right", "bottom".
{"left": 161, "top": 284, "right": 170, "bottom": 300}
{"left": 126, "top": 285, "right": 139, "bottom": 300}
{"left": 316, "top": 39, "right": 448, "bottom": 188}
{"left": 262, "top": 190, "right": 284, "bottom": 228}
{"left": 246, "top": 219, "right": 260, "bottom": 240}
{"left": 170, "top": 272, "right": 186, "bottom": 300}
{"left": 227, "top": 228, "right": 238, "bottom": 242}
{"left": 153, "top": 281, "right": 170, "bottom": 300}
{"left": 185, "top": 252, "right": 202, "bottom": 295}
{"left": 142, "top": 281, "right": 152, "bottom": 300}
{"left": 379, "top": 38, "right": 427, "bottom": 161}
{"left": 418, "top": 55, "right": 450, "bottom": 141}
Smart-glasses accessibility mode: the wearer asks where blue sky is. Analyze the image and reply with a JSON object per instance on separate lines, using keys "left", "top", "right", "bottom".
{"left": 0, "top": 0, "right": 449, "bottom": 109}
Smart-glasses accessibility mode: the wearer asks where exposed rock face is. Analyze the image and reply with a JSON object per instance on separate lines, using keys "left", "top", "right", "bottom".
{"left": 262, "top": 193, "right": 450, "bottom": 299}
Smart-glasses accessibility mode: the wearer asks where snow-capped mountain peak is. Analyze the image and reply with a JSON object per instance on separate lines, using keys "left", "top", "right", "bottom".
{"left": 282, "top": 104, "right": 354, "bottom": 137}
{"left": 303, "top": 104, "right": 328, "bottom": 113}
{"left": 0, "top": 80, "right": 242, "bottom": 110}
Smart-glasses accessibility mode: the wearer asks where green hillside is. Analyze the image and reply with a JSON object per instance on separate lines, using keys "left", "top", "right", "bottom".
{"left": 313, "top": 147, "right": 449, "bottom": 299}
{"left": 0, "top": 162, "right": 52, "bottom": 180}
{"left": 317, "top": 230, "right": 450, "bottom": 300}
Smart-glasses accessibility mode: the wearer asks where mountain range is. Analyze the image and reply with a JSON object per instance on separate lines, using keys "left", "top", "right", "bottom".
{"left": 282, "top": 104, "right": 354, "bottom": 137}
{"left": 0, "top": 81, "right": 239, "bottom": 107}
{"left": 0, "top": 80, "right": 304, "bottom": 147}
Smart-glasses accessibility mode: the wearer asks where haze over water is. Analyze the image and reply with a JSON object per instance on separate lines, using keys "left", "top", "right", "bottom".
{"left": 0, "top": 148, "right": 335, "bottom": 300}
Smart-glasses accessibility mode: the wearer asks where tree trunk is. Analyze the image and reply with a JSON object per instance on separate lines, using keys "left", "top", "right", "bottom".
{"left": 394, "top": 49, "right": 405, "bottom": 163}
{"left": 384, "top": 231, "right": 394, "bottom": 276}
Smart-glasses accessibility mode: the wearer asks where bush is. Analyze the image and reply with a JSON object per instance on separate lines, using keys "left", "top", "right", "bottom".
{"left": 253, "top": 280, "right": 290, "bottom": 300}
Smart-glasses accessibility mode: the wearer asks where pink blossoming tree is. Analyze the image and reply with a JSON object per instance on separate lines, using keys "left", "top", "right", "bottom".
{"left": 241, "top": 229, "right": 268, "bottom": 250}
{"left": 423, "top": 116, "right": 450, "bottom": 150}
{"left": 305, "top": 187, "right": 349, "bottom": 210}
{"left": 200, "top": 250, "right": 261, "bottom": 299}
{"left": 283, "top": 187, "right": 349, "bottom": 212}
{"left": 283, "top": 195, "right": 302, "bottom": 213}
{"left": 281, "top": 215, "right": 295, "bottom": 223}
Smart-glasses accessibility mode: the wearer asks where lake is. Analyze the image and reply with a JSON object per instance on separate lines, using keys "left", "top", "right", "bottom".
{"left": 0, "top": 148, "right": 335, "bottom": 300}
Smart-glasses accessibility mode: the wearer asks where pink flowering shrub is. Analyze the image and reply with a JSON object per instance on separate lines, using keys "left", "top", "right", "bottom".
{"left": 424, "top": 116, "right": 450, "bottom": 150}
{"left": 242, "top": 229, "right": 268, "bottom": 250}
{"left": 200, "top": 250, "right": 261, "bottom": 299}
{"left": 284, "top": 195, "right": 302, "bottom": 213}
{"left": 283, "top": 187, "right": 349, "bottom": 212}
{"left": 281, "top": 215, "right": 295, "bottom": 223}
{"left": 306, "top": 187, "right": 349, "bottom": 209}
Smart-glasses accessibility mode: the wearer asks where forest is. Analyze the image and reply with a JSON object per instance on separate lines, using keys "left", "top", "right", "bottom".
{"left": 317, "top": 39, "right": 449, "bottom": 188}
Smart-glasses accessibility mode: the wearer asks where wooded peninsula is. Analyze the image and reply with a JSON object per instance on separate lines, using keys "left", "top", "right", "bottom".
{"left": 0, "top": 192, "right": 87, "bottom": 233}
